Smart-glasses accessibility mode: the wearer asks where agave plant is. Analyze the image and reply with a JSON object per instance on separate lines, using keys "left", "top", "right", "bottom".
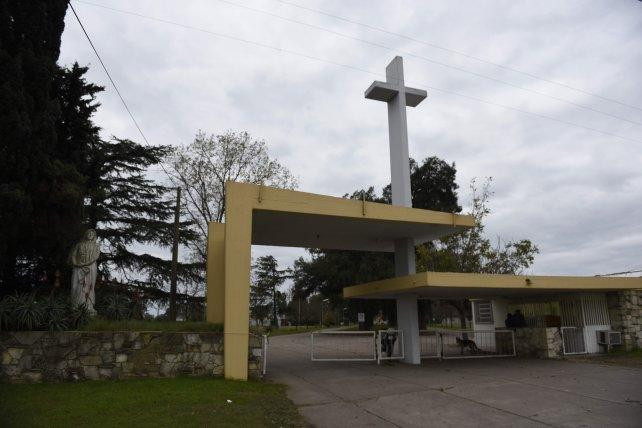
{"left": 41, "top": 296, "right": 69, "bottom": 331}
{"left": 97, "top": 294, "right": 131, "bottom": 321}
{"left": 11, "top": 292, "right": 44, "bottom": 330}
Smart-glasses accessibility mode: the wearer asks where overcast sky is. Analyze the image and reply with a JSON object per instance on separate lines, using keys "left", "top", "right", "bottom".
{"left": 60, "top": 0, "right": 642, "bottom": 278}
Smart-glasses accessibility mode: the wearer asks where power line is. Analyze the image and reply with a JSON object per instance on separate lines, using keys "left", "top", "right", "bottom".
{"left": 68, "top": 1, "right": 174, "bottom": 179}
{"left": 217, "top": 0, "right": 642, "bottom": 128}
{"left": 274, "top": 0, "right": 642, "bottom": 113}
{"left": 595, "top": 269, "right": 642, "bottom": 277}
{"left": 73, "top": 1, "right": 642, "bottom": 145}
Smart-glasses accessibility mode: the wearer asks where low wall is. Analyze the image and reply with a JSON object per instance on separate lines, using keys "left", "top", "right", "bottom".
{"left": 1, "top": 331, "right": 263, "bottom": 383}
{"left": 514, "top": 327, "right": 563, "bottom": 358}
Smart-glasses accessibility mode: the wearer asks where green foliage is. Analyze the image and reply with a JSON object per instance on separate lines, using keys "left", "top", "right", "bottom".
{"left": 0, "top": 0, "right": 84, "bottom": 291}
{"left": 96, "top": 293, "right": 132, "bottom": 321}
{"left": 251, "top": 255, "right": 289, "bottom": 327}
{"left": 416, "top": 178, "right": 539, "bottom": 275}
{"left": 0, "top": 293, "right": 91, "bottom": 331}
{"left": 1, "top": 4, "right": 200, "bottom": 300}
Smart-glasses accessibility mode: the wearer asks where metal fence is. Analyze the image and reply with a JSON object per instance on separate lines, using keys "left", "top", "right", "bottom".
{"left": 310, "top": 331, "right": 377, "bottom": 361}
{"left": 561, "top": 326, "right": 587, "bottom": 355}
{"left": 419, "top": 330, "right": 441, "bottom": 359}
{"left": 377, "top": 330, "right": 404, "bottom": 363}
{"left": 422, "top": 329, "right": 516, "bottom": 359}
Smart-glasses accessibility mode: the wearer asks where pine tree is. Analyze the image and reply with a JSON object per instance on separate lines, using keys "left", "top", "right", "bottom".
{"left": 57, "top": 64, "right": 201, "bottom": 295}
{"left": 86, "top": 137, "right": 201, "bottom": 291}
{"left": 251, "top": 256, "right": 289, "bottom": 328}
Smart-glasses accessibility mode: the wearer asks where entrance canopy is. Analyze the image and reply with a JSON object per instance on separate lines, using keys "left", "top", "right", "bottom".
{"left": 249, "top": 185, "right": 475, "bottom": 252}
{"left": 343, "top": 271, "right": 642, "bottom": 299}
{"left": 209, "top": 181, "right": 475, "bottom": 380}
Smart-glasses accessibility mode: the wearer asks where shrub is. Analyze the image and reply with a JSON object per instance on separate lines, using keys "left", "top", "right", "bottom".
{"left": 11, "top": 293, "right": 43, "bottom": 331}
{"left": 0, "top": 293, "right": 92, "bottom": 331}
{"left": 96, "top": 293, "right": 132, "bottom": 320}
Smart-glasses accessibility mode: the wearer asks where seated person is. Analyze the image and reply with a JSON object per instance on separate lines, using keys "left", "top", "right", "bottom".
{"left": 512, "top": 309, "right": 527, "bottom": 328}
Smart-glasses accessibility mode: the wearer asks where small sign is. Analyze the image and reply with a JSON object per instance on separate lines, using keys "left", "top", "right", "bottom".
{"left": 358, "top": 312, "right": 365, "bottom": 323}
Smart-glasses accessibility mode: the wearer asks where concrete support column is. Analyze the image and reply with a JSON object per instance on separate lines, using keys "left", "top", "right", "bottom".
{"left": 396, "top": 294, "right": 421, "bottom": 363}
{"left": 395, "top": 237, "right": 420, "bottom": 364}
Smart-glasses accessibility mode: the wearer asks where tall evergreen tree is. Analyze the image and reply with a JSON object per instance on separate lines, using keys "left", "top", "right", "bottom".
{"left": 56, "top": 63, "right": 201, "bottom": 295}
{"left": 0, "top": 0, "right": 83, "bottom": 292}
{"left": 251, "top": 256, "right": 289, "bottom": 328}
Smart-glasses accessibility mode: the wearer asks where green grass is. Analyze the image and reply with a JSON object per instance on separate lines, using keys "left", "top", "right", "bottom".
{"left": 0, "top": 377, "right": 303, "bottom": 428}
{"left": 80, "top": 318, "right": 223, "bottom": 332}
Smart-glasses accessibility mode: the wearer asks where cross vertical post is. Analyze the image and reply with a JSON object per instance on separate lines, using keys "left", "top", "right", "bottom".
{"left": 365, "top": 56, "right": 427, "bottom": 364}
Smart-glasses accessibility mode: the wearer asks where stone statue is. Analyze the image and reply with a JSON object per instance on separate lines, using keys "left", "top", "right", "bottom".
{"left": 68, "top": 229, "right": 100, "bottom": 314}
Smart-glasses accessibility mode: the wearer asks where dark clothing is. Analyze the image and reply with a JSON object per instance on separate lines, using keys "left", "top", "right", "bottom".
{"left": 512, "top": 312, "right": 527, "bottom": 328}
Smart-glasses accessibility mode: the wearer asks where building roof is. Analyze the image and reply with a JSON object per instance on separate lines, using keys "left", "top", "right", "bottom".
{"left": 343, "top": 271, "right": 642, "bottom": 299}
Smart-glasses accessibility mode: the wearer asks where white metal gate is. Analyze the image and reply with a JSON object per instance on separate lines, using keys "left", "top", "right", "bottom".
{"left": 561, "top": 326, "right": 587, "bottom": 355}
{"left": 560, "top": 297, "right": 588, "bottom": 355}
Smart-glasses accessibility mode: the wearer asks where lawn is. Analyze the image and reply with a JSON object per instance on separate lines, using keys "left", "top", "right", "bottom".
{"left": 0, "top": 377, "right": 304, "bottom": 428}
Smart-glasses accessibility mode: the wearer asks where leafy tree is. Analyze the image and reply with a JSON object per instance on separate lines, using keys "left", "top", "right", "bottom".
{"left": 251, "top": 255, "right": 289, "bottom": 328}
{"left": 166, "top": 131, "right": 298, "bottom": 261}
{"left": 0, "top": 0, "right": 83, "bottom": 292}
{"left": 416, "top": 178, "right": 538, "bottom": 275}
{"left": 416, "top": 178, "right": 539, "bottom": 328}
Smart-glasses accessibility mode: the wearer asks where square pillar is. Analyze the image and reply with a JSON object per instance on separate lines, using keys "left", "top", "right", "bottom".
{"left": 394, "top": 238, "right": 420, "bottom": 364}
{"left": 206, "top": 222, "right": 225, "bottom": 324}
{"left": 223, "top": 190, "right": 253, "bottom": 380}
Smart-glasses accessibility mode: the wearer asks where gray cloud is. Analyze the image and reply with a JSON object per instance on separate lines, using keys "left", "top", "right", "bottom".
{"left": 61, "top": 0, "right": 642, "bottom": 278}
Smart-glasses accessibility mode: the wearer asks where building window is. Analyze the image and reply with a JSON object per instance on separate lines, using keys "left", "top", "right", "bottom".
{"left": 474, "top": 300, "right": 494, "bottom": 324}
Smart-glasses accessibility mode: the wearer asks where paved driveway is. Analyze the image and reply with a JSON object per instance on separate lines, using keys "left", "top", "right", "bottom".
{"left": 266, "top": 333, "right": 642, "bottom": 427}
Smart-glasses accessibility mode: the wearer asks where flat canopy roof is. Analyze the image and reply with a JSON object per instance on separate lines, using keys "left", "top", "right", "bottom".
{"left": 229, "top": 182, "right": 474, "bottom": 252}
{"left": 343, "top": 271, "right": 642, "bottom": 299}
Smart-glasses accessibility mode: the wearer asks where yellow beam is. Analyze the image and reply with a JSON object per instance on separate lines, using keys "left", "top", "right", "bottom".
{"left": 206, "top": 222, "right": 225, "bottom": 324}
{"left": 343, "top": 271, "right": 642, "bottom": 299}
{"left": 231, "top": 181, "right": 475, "bottom": 227}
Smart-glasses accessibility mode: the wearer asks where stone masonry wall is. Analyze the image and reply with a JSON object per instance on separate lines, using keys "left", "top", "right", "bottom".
{"left": 607, "top": 290, "right": 642, "bottom": 350}
{"left": 1, "top": 331, "right": 263, "bottom": 383}
{"left": 514, "top": 327, "right": 563, "bottom": 358}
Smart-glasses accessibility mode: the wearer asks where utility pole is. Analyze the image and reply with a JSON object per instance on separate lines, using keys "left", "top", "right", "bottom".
{"left": 169, "top": 187, "right": 181, "bottom": 321}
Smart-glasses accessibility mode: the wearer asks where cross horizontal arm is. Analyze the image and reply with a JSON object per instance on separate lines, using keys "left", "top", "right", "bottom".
{"left": 364, "top": 81, "right": 427, "bottom": 107}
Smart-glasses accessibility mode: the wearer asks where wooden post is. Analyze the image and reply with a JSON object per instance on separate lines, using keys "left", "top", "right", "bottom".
{"left": 169, "top": 187, "right": 181, "bottom": 321}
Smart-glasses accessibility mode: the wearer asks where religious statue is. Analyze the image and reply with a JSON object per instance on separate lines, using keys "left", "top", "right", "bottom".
{"left": 68, "top": 229, "right": 100, "bottom": 314}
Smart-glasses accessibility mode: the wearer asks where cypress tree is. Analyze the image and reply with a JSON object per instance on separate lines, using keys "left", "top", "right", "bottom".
{"left": 0, "top": 0, "right": 83, "bottom": 291}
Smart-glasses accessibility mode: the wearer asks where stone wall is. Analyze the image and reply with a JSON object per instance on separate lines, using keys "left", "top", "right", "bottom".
{"left": 607, "top": 290, "right": 642, "bottom": 350}
{"left": 514, "top": 327, "right": 563, "bottom": 358}
{"left": 1, "top": 331, "right": 263, "bottom": 383}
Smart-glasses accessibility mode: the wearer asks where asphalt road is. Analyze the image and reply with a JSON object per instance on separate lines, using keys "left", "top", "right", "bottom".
{"left": 266, "top": 332, "right": 642, "bottom": 427}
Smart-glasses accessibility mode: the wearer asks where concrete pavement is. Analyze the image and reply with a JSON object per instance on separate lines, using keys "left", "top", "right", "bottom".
{"left": 266, "top": 332, "right": 642, "bottom": 427}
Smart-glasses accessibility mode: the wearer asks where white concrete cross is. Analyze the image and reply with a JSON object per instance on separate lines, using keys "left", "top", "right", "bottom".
{"left": 365, "top": 56, "right": 427, "bottom": 364}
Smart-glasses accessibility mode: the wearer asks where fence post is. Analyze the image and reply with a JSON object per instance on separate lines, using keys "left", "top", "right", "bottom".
{"left": 262, "top": 334, "right": 268, "bottom": 375}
